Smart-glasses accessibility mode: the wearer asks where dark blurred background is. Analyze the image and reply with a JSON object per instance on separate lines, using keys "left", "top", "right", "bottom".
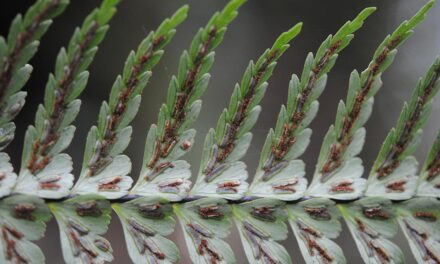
{"left": 1, "top": 0, "right": 439, "bottom": 263}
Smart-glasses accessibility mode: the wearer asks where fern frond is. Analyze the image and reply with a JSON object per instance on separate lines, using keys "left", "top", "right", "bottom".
{"left": 417, "top": 130, "right": 440, "bottom": 197}
{"left": 0, "top": 195, "right": 51, "bottom": 264}
{"left": 130, "top": 0, "right": 247, "bottom": 201}
{"left": 13, "top": 0, "right": 120, "bottom": 199}
{"left": 0, "top": 0, "right": 69, "bottom": 150}
{"left": 287, "top": 198, "right": 345, "bottom": 264}
{"left": 113, "top": 197, "right": 179, "bottom": 264}
{"left": 307, "top": 0, "right": 435, "bottom": 200}
{"left": 339, "top": 197, "right": 404, "bottom": 263}
{"left": 232, "top": 198, "right": 291, "bottom": 264}
{"left": 190, "top": 23, "right": 302, "bottom": 200}
{"left": 174, "top": 198, "right": 234, "bottom": 264}
{"left": 365, "top": 58, "right": 440, "bottom": 199}
{"left": 397, "top": 197, "right": 440, "bottom": 263}
{"left": 49, "top": 194, "right": 112, "bottom": 264}
{"left": 71, "top": 6, "right": 189, "bottom": 199}
{"left": 248, "top": 8, "right": 375, "bottom": 201}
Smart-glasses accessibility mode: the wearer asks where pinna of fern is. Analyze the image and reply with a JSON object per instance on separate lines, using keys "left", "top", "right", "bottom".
{"left": 13, "top": 0, "right": 120, "bottom": 199}
{"left": 306, "top": 0, "right": 435, "bottom": 200}
{"left": 189, "top": 22, "right": 303, "bottom": 200}
{"left": 0, "top": 0, "right": 69, "bottom": 198}
{"left": 71, "top": 5, "right": 189, "bottom": 199}
{"left": 365, "top": 57, "right": 440, "bottom": 200}
{"left": 247, "top": 7, "right": 375, "bottom": 201}
{"left": 130, "top": 0, "right": 247, "bottom": 201}
{"left": 0, "top": 0, "right": 69, "bottom": 151}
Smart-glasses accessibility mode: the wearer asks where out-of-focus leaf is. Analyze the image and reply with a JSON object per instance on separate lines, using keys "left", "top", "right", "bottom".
{"left": 113, "top": 197, "right": 180, "bottom": 264}
{"left": 397, "top": 197, "right": 440, "bottom": 263}
{"left": 174, "top": 198, "right": 235, "bottom": 263}
{"left": 0, "top": 195, "right": 51, "bottom": 264}
{"left": 49, "top": 195, "right": 113, "bottom": 264}
{"left": 339, "top": 197, "right": 404, "bottom": 264}
{"left": 287, "top": 198, "right": 346, "bottom": 264}
{"left": 233, "top": 198, "right": 291, "bottom": 264}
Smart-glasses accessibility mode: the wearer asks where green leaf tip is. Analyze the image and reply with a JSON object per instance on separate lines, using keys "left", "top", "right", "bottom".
{"left": 348, "top": 7, "right": 376, "bottom": 31}
{"left": 390, "top": 0, "right": 435, "bottom": 41}
{"left": 358, "top": 6, "right": 377, "bottom": 18}
{"left": 170, "top": 5, "right": 189, "bottom": 26}
{"left": 101, "top": 0, "right": 121, "bottom": 9}
{"left": 216, "top": 0, "right": 247, "bottom": 28}
{"left": 97, "top": 0, "right": 121, "bottom": 24}
{"left": 272, "top": 22, "right": 303, "bottom": 51}
{"left": 408, "top": 0, "right": 435, "bottom": 28}
{"left": 333, "top": 7, "right": 375, "bottom": 43}
{"left": 155, "top": 5, "right": 189, "bottom": 37}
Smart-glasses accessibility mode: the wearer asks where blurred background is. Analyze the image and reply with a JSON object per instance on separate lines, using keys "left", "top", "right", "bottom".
{"left": 1, "top": 0, "right": 439, "bottom": 263}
